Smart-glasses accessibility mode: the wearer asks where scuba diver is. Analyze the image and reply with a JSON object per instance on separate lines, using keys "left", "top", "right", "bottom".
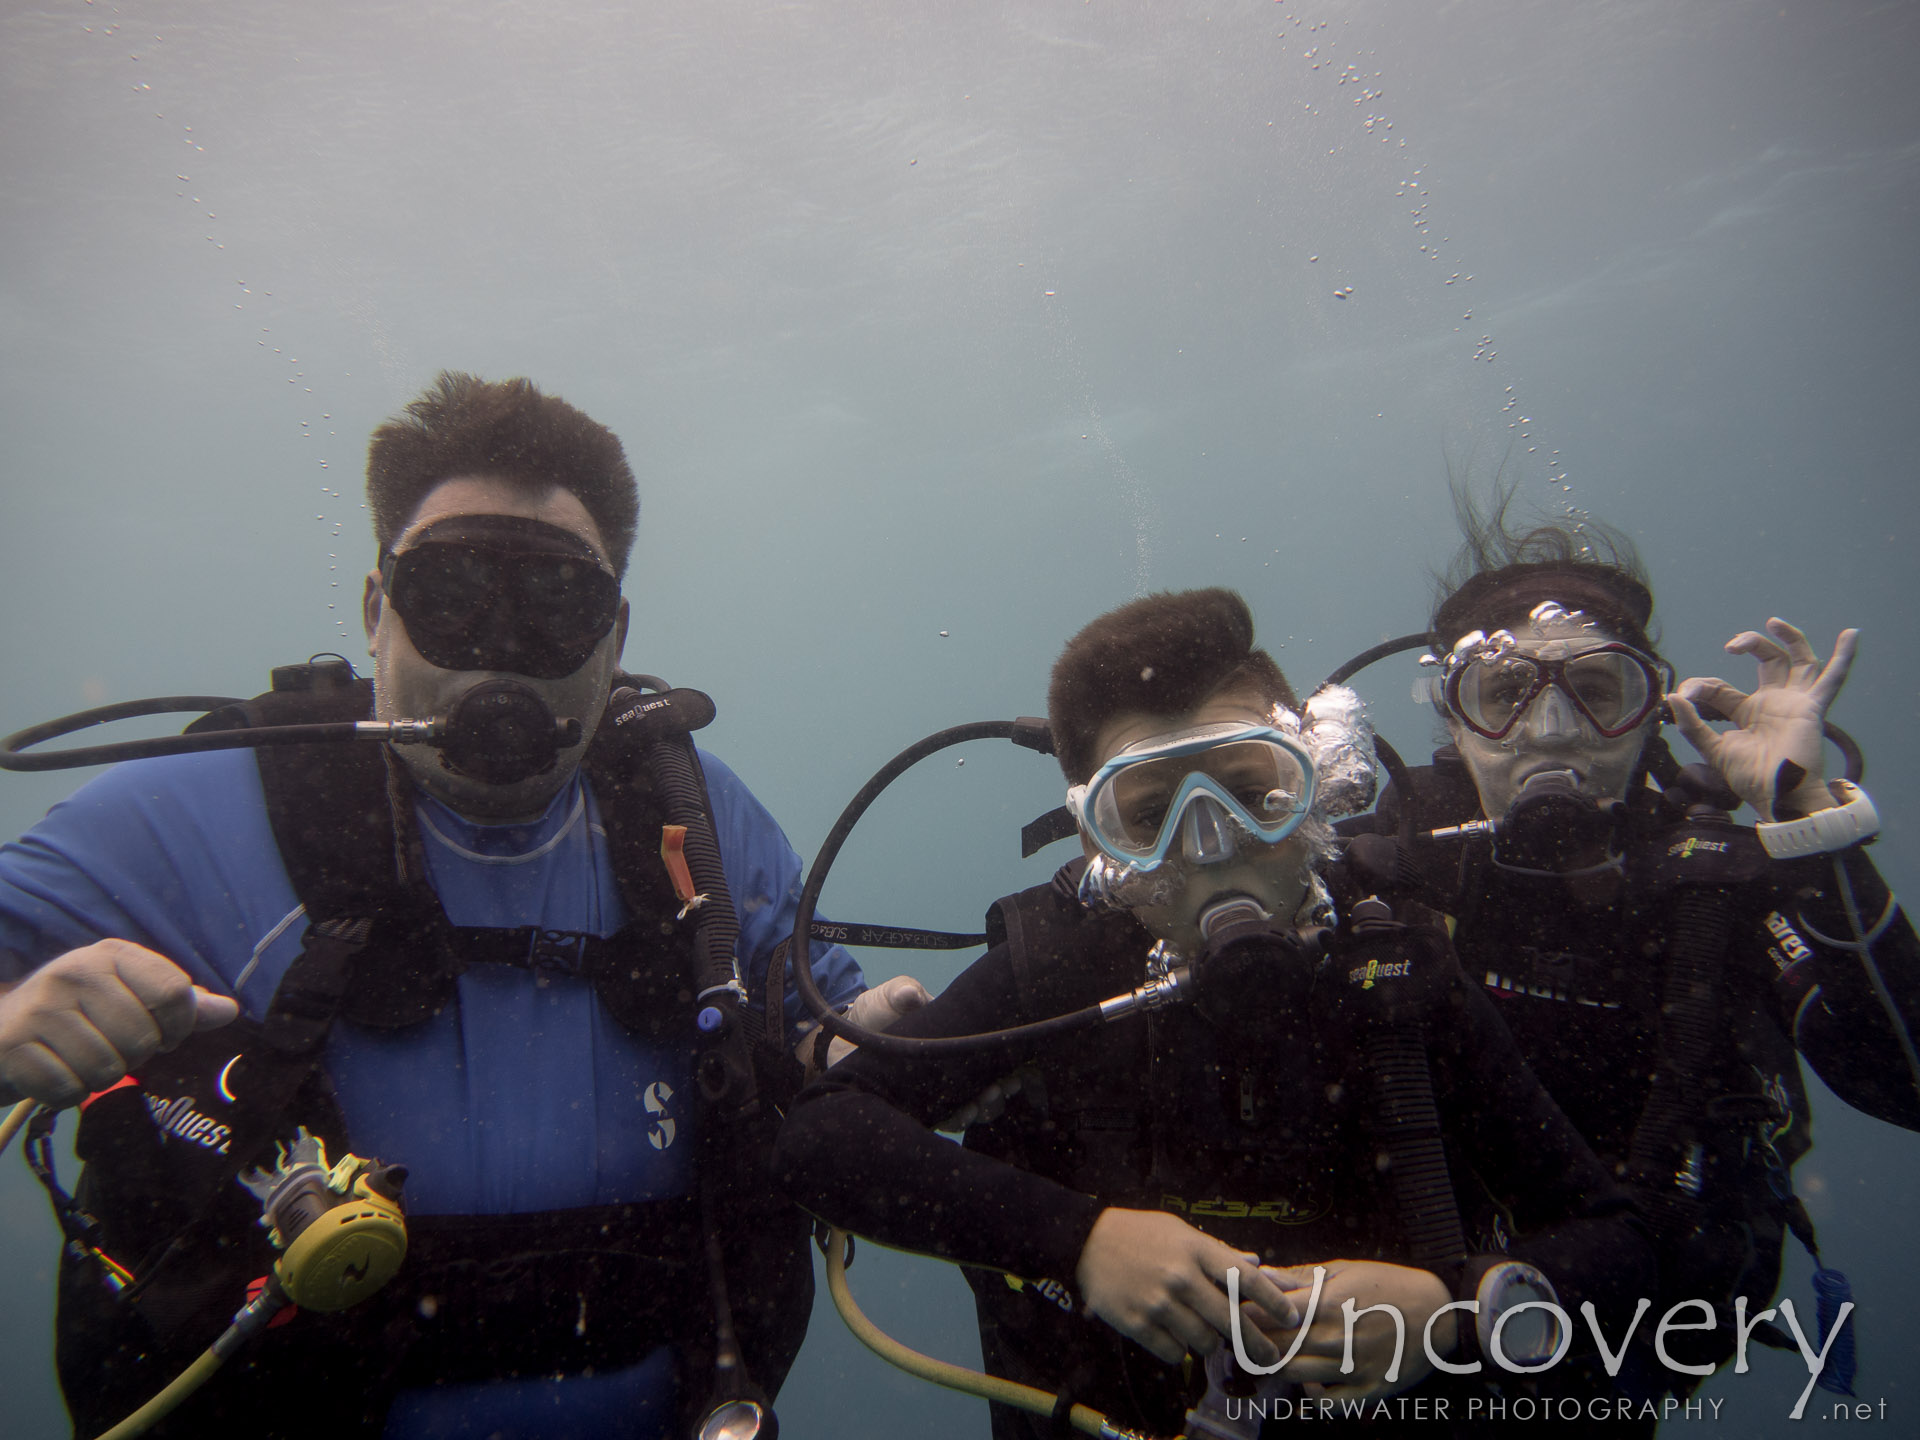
{"left": 1328, "top": 487, "right": 1920, "bottom": 1397}
{"left": 0, "top": 372, "right": 926, "bottom": 1439}
{"left": 775, "top": 588, "right": 1655, "bottom": 1439}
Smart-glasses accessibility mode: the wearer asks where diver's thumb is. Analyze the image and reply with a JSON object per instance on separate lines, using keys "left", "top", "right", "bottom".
{"left": 1666, "top": 692, "right": 1718, "bottom": 762}
{"left": 192, "top": 988, "right": 241, "bottom": 1030}
{"left": 876, "top": 974, "right": 931, "bottom": 1012}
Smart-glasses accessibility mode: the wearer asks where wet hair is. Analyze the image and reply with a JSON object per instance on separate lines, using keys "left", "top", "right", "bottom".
{"left": 1431, "top": 471, "right": 1657, "bottom": 656}
{"left": 366, "top": 372, "right": 639, "bottom": 576}
{"left": 1048, "top": 588, "right": 1298, "bottom": 784}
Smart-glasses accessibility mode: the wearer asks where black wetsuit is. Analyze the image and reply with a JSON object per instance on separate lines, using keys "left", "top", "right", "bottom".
{"left": 775, "top": 876, "right": 1655, "bottom": 1439}
{"left": 1330, "top": 746, "right": 1920, "bottom": 1382}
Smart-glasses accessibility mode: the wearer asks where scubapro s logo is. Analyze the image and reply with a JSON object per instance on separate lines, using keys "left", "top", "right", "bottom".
{"left": 644, "top": 1082, "right": 676, "bottom": 1151}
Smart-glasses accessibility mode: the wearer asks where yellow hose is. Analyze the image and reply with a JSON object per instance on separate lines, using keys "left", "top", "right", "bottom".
{"left": 90, "top": 1347, "right": 226, "bottom": 1440}
{"left": 823, "top": 1227, "right": 1161, "bottom": 1440}
{"left": 0, "top": 1098, "right": 32, "bottom": 1159}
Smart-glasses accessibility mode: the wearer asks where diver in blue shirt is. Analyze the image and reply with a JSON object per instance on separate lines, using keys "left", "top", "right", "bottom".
{"left": 0, "top": 372, "right": 922, "bottom": 1439}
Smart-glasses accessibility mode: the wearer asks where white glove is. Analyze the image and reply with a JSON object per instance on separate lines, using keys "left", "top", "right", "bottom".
{"left": 0, "top": 940, "right": 239, "bottom": 1106}
{"left": 1668, "top": 618, "right": 1857, "bottom": 820}
{"left": 791, "top": 974, "right": 933, "bottom": 1079}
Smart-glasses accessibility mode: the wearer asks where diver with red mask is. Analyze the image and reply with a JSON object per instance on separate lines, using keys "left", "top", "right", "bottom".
{"left": 1331, "top": 494, "right": 1919, "bottom": 1404}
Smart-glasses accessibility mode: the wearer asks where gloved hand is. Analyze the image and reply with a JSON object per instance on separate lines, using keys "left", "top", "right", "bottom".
{"left": 1669, "top": 619, "right": 1857, "bottom": 820}
{"left": 1074, "top": 1207, "right": 1296, "bottom": 1365}
{"left": 801, "top": 973, "right": 932, "bottom": 1073}
{"left": 0, "top": 940, "right": 239, "bottom": 1106}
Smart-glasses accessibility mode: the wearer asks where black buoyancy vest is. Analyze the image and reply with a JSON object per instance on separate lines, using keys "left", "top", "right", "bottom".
{"left": 961, "top": 872, "right": 1476, "bottom": 1440}
{"left": 1335, "top": 753, "right": 1814, "bottom": 1327}
{"left": 48, "top": 667, "right": 812, "bottom": 1440}
{"left": 973, "top": 869, "right": 1454, "bottom": 1264}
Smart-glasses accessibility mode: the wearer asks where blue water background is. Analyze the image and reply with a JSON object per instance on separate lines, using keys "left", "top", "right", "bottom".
{"left": 2, "top": 2, "right": 1916, "bottom": 1433}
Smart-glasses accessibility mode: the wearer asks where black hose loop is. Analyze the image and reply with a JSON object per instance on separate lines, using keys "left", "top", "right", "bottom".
{"left": 786, "top": 721, "right": 1109, "bottom": 1058}
{"left": 1319, "top": 633, "right": 1433, "bottom": 690}
{"left": 0, "top": 697, "right": 249, "bottom": 771}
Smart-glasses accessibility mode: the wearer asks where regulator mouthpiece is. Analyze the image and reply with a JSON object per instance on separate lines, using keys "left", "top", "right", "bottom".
{"left": 1493, "top": 769, "right": 1623, "bottom": 874}
{"left": 436, "top": 679, "right": 582, "bottom": 784}
{"left": 1198, "top": 893, "right": 1273, "bottom": 943}
{"left": 1191, "top": 896, "right": 1318, "bottom": 1035}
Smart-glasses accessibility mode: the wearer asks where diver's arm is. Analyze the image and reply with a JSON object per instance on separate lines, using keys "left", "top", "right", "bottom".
{"left": 0, "top": 939, "right": 237, "bottom": 1106}
{"left": 775, "top": 938, "right": 1297, "bottom": 1358}
{"left": 775, "top": 940, "right": 1111, "bottom": 1283}
{"left": 1773, "top": 848, "right": 1920, "bottom": 1130}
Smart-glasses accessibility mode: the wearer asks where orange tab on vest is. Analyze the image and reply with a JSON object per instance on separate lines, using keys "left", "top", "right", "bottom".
{"left": 660, "top": 825, "right": 699, "bottom": 907}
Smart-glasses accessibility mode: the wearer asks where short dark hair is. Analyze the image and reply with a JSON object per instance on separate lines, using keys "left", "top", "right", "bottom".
{"left": 366, "top": 372, "right": 639, "bottom": 576}
{"left": 1048, "top": 588, "right": 1298, "bottom": 784}
{"left": 1432, "top": 472, "right": 1657, "bottom": 657}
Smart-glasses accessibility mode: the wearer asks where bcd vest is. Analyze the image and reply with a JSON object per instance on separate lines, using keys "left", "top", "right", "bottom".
{"left": 1334, "top": 749, "right": 1817, "bottom": 1351}
{"left": 956, "top": 869, "right": 1475, "bottom": 1440}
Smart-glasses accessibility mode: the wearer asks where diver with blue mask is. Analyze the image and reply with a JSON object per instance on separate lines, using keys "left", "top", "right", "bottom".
{"left": 1329, "top": 490, "right": 1920, "bottom": 1402}
{"left": 777, "top": 588, "right": 1654, "bottom": 1439}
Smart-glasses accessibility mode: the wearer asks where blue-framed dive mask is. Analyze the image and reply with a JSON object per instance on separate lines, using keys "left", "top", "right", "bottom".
{"left": 1067, "top": 722, "right": 1318, "bottom": 872}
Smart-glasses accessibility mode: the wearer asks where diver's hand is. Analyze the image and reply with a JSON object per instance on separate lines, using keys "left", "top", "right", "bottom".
{"left": 1669, "top": 619, "right": 1857, "bottom": 820}
{"left": 936, "top": 1066, "right": 1027, "bottom": 1133}
{"left": 1074, "top": 1207, "right": 1294, "bottom": 1366}
{"left": 1258, "top": 1259, "right": 1452, "bottom": 1400}
{"left": 809, "top": 973, "right": 933, "bottom": 1072}
{"left": 0, "top": 941, "right": 239, "bottom": 1106}
{"left": 793, "top": 974, "right": 932, "bottom": 1079}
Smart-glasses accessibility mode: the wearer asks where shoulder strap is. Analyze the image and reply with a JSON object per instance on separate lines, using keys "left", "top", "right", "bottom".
{"left": 238, "top": 673, "right": 400, "bottom": 916}
{"left": 238, "top": 668, "right": 705, "bottom": 1039}
{"left": 988, "top": 864, "right": 1144, "bottom": 1020}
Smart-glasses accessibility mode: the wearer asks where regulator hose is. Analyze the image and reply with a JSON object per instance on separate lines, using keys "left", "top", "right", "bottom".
{"left": 89, "top": 1280, "right": 289, "bottom": 1439}
{"left": 90, "top": 1348, "right": 228, "bottom": 1440}
{"left": 785, "top": 720, "right": 1137, "bottom": 1058}
{"left": 823, "top": 1229, "right": 1163, "bottom": 1440}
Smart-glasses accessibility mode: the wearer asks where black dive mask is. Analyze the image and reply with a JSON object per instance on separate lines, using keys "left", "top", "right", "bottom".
{"left": 1492, "top": 770, "right": 1625, "bottom": 874}
{"left": 381, "top": 515, "right": 620, "bottom": 680}
{"left": 437, "top": 679, "right": 581, "bottom": 784}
